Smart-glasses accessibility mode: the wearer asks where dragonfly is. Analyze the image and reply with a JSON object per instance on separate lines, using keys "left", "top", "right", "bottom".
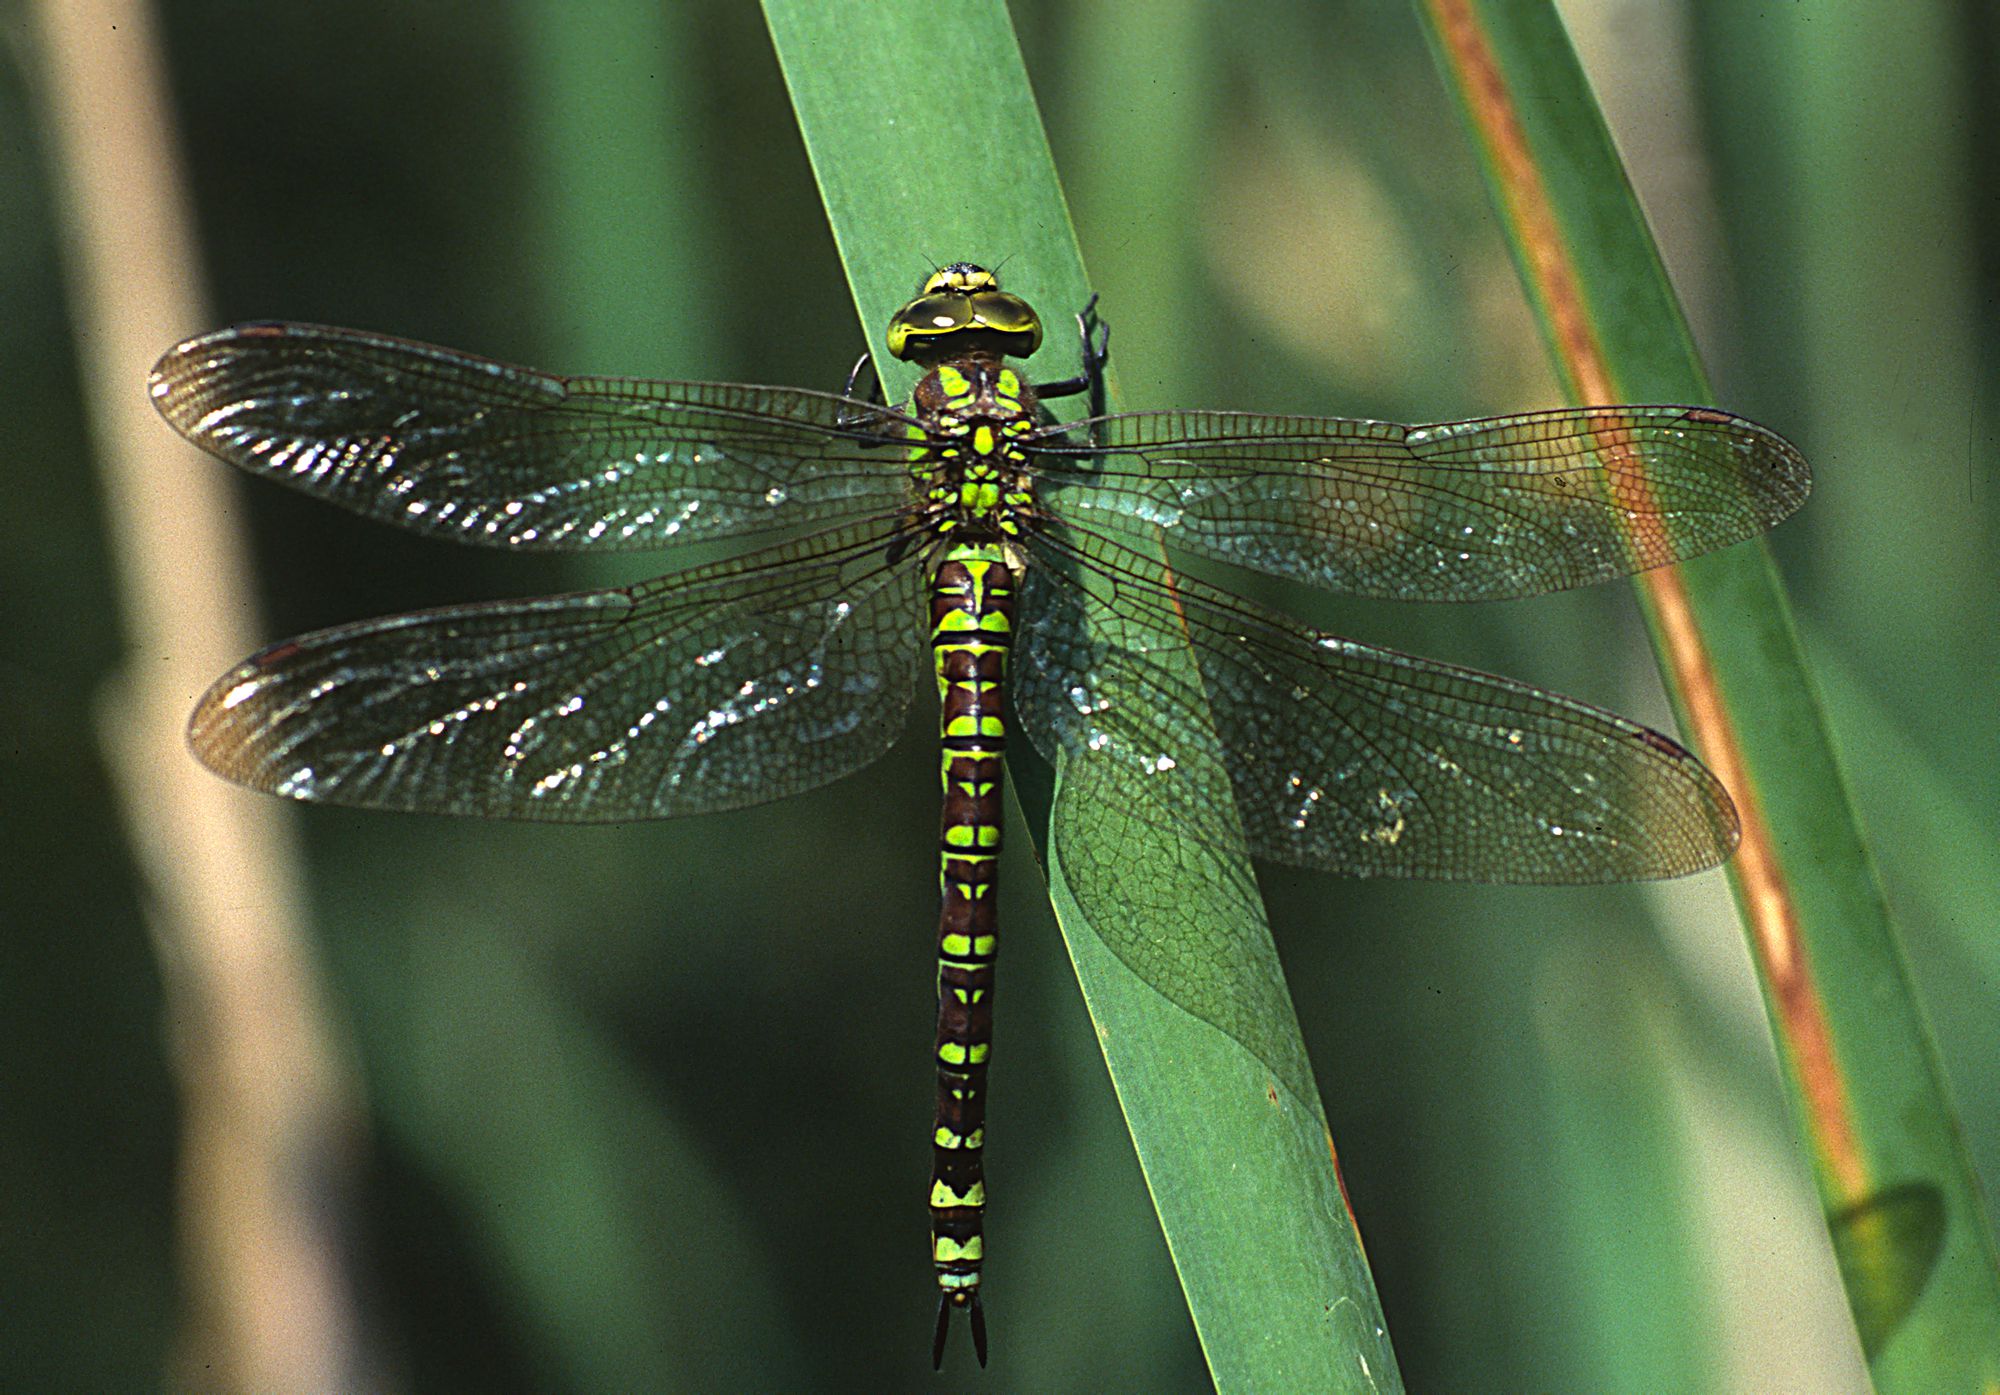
{"left": 151, "top": 263, "right": 1809, "bottom": 1367}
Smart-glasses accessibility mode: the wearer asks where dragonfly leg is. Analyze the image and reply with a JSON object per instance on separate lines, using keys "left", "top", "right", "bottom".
{"left": 836, "top": 350, "right": 889, "bottom": 429}
{"left": 1033, "top": 292, "right": 1109, "bottom": 413}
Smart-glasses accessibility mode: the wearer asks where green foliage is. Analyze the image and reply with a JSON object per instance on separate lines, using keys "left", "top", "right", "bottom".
{"left": 1414, "top": 5, "right": 2000, "bottom": 1388}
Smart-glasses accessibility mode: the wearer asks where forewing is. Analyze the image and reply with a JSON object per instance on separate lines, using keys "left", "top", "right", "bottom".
{"left": 1031, "top": 405, "right": 1809, "bottom": 600}
{"left": 190, "top": 521, "right": 925, "bottom": 820}
{"left": 151, "top": 323, "right": 913, "bottom": 550}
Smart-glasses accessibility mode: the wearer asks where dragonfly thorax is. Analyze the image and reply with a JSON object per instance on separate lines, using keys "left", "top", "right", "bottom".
{"left": 907, "top": 356, "right": 1040, "bottom": 540}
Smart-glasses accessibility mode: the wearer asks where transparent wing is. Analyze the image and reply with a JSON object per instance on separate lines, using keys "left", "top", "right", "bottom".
{"left": 1029, "top": 405, "right": 1809, "bottom": 600}
{"left": 1016, "top": 525, "right": 1736, "bottom": 881}
{"left": 151, "top": 323, "right": 914, "bottom": 551}
{"left": 1013, "top": 524, "right": 1736, "bottom": 1090}
{"left": 190, "top": 520, "right": 925, "bottom": 820}
{"left": 1037, "top": 708, "right": 1309, "bottom": 1100}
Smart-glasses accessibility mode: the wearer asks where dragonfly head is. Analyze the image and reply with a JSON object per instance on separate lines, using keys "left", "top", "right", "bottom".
{"left": 888, "top": 263, "right": 1043, "bottom": 367}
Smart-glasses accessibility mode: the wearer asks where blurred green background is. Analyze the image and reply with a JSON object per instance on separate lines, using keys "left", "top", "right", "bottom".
{"left": 4, "top": 1, "right": 1992, "bottom": 1390}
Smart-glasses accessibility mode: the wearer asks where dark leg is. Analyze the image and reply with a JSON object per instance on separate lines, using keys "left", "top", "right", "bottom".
{"left": 1033, "top": 292, "right": 1110, "bottom": 415}
{"left": 836, "top": 351, "right": 895, "bottom": 431}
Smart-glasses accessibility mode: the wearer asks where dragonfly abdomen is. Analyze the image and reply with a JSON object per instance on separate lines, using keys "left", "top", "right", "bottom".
{"left": 928, "top": 544, "right": 1013, "bottom": 1367}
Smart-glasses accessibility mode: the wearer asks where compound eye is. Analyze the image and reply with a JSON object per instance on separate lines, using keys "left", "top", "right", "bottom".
{"left": 965, "top": 292, "right": 1042, "bottom": 354}
{"left": 886, "top": 292, "right": 977, "bottom": 359}
{"left": 886, "top": 269, "right": 1039, "bottom": 361}
{"left": 908, "top": 294, "right": 976, "bottom": 333}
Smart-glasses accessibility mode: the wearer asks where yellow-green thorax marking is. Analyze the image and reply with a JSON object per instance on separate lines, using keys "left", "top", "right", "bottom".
{"left": 891, "top": 264, "right": 1052, "bottom": 1369}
